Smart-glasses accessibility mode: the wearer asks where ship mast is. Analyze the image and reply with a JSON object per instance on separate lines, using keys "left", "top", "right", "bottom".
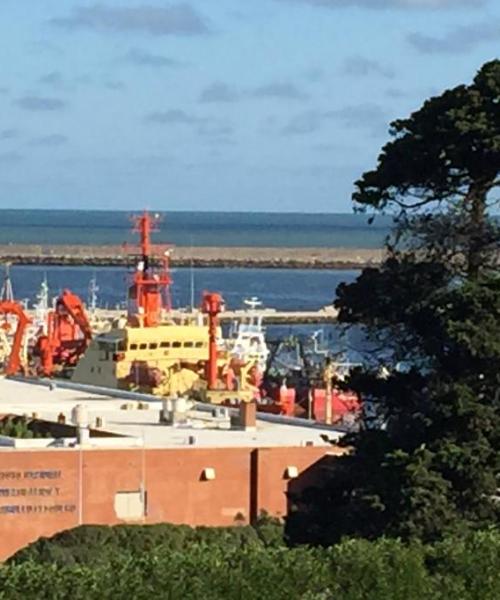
{"left": 88, "top": 274, "right": 99, "bottom": 314}
{"left": 0, "top": 263, "right": 14, "bottom": 302}
{"left": 33, "top": 275, "right": 50, "bottom": 333}
{"left": 127, "top": 211, "right": 173, "bottom": 327}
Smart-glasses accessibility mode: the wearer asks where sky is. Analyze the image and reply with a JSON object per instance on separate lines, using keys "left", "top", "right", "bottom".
{"left": 0, "top": 0, "right": 498, "bottom": 213}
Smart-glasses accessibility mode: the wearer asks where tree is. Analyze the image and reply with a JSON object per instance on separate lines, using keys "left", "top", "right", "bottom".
{"left": 354, "top": 59, "right": 500, "bottom": 278}
{"left": 286, "top": 60, "right": 500, "bottom": 545}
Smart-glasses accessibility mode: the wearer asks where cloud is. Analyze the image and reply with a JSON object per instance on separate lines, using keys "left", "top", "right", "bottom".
{"left": 28, "top": 41, "right": 63, "bottom": 56}
{"left": 0, "top": 129, "right": 18, "bottom": 140}
{"left": 39, "top": 71, "right": 65, "bottom": 87}
{"left": 51, "top": 3, "right": 209, "bottom": 36}
{"left": 199, "top": 82, "right": 239, "bottom": 103}
{"left": 0, "top": 87, "right": 9, "bottom": 95}
{"left": 282, "top": 103, "right": 387, "bottom": 135}
{"left": 0, "top": 152, "right": 23, "bottom": 164}
{"left": 104, "top": 80, "right": 127, "bottom": 90}
{"left": 408, "top": 21, "right": 500, "bottom": 53}
{"left": 30, "top": 134, "right": 68, "bottom": 147}
{"left": 199, "top": 81, "right": 308, "bottom": 103}
{"left": 302, "top": 67, "right": 324, "bottom": 82}
{"left": 144, "top": 108, "right": 233, "bottom": 141}
{"left": 386, "top": 87, "right": 409, "bottom": 98}
{"left": 330, "top": 104, "right": 386, "bottom": 128}
{"left": 15, "top": 96, "right": 67, "bottom": 111}
{"left": 197, "top": 122, "right": 233, "bottom": 137}
{"left": 278, "top": 0, "right": 482, "bottom": 9}
{"left": 282, "top": 110, "right": 324, "bottom": 135}
{"left": 252, "top": 82, "right": 308, "bottom": 101}
{"left": 122, "top": 47, "right": 181, "bottom": 68}
{"left": 341, "top": 56, "right": 394, "bottom": 78}
{"left": 145, "top": 109, "right": 203, "bottom": 125}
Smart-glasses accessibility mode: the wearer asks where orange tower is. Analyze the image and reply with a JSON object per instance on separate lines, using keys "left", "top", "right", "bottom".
{"left": 126, "top": 211, "right": 173, "bottom": 327}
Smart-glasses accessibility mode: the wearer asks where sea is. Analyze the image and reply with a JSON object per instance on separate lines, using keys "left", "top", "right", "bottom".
{"left": 0, "top": 209, "right": 390, "bottom": 248}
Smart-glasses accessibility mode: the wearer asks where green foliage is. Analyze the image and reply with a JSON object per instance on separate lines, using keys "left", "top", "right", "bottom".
{"left": 354, "top": 59, "right": 500, "bottom": 278}
{"left": 353, "top": 58, "right": 500, "bottom": 213}
{"left": 0, "top": 417, "right": 51, "bottom": 439}
{"left": 9, "top": 522, "right": 270, "bottom": 567}
{"left": 3, "top": 524, "right": 500, "bottom": 599}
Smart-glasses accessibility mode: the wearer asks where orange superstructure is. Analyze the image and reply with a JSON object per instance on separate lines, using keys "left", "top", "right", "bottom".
{"left": 126, "top": 211, "right": 172, "bottom": 327}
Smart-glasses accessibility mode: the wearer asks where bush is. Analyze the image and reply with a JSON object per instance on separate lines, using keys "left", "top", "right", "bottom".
{"left": 4, "top": 524, "right": 500, "bottom": 599}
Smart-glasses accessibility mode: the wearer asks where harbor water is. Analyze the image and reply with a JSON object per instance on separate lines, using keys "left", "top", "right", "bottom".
{"left": 9, "top": 265, "right": 359, "bottom": 312}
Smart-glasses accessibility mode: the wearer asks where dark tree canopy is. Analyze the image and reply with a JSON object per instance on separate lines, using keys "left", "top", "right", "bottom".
{"left": 287, "top": 60, "right": 500, "bottom": 546}
{"left": 354, "top": 59, "right": 500, "bottom": 278}
{"left": 355, "top": 60, "right": 500, "bottom": 212}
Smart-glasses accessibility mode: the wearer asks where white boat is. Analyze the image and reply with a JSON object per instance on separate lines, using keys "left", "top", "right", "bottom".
{"left": 226, "top": 297, "right": 270, "bottom": 372}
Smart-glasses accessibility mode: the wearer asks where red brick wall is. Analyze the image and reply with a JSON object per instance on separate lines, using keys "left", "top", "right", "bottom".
{"left": 0, "top": 445, "right": 339, "bottom": 560}
{"left": 0, "top": 450, "right": 80, "bottom": 559}
{"left": 145, "top": 447, "right": 252, "bottom": 526}
{"left": 252, "top": 446, "right": 341, "bottom": 519}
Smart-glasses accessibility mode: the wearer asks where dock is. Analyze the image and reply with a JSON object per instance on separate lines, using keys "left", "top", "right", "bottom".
{"left": 40, "top": 306, "right": 340, "bottom": 325}
{"left": 215, "top": 307, "right": 339, "bottom": 324}
{"left": 0, "top": 244, "right": 382, "bottom": 270}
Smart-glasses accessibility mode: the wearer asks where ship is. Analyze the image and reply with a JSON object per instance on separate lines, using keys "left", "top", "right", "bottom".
{"left": 225, "top": 297, "right": 270, "bottom": 372}
{"left": 70, "top": 212, "right": 258, "bottom": 401}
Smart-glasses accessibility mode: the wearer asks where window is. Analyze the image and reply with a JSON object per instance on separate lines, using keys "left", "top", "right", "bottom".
{"left": 172, "top": 341, "right": 181, "bottom": 348}
{"left": 149, "top": 343, "right": 158, "bottom": 350}
{"left": 183, "top": 341, "right": 194, "bottom": 348}
{"left": 139, "top": 343, "right": 147, "bottom": 350}
{"left": 129, "top": 343, "right": 138, "bottom": 351}
{"left": 195, "top": 341, "right": 203, "bottom": 348}
{"left": 160, "top": 341, "right": 170, "bottom": 348}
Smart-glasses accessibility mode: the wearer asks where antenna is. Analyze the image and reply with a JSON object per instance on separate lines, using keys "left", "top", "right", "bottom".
{"left": 189, "top": 235, "right": 195, "bottom": 311}
{"left": 88, "top": 273, "right": 99, "bottom": 313}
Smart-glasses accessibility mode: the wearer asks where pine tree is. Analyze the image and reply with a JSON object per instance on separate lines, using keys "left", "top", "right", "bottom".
{"left": 287, "top": 60, "right": 500, "bottom": 544}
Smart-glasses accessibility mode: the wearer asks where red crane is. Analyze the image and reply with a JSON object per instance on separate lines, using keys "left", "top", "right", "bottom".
{"left": 0, "top": 301, "right": 31, "bottom": 376}
{"left": 35, "top": 290, "right": 92, "bottom": 377}
{"left": 126, "top": 211, "right": 173, "bottom": 327}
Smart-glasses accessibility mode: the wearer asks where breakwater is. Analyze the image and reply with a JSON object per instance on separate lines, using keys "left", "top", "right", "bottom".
{"left": 0, "top": 245, "right": 383, "bottom": 270}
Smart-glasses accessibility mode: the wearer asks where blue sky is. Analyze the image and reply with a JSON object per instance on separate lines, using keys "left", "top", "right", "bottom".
{"left": 0, "top": 0, "right": 498, "bottom": 212}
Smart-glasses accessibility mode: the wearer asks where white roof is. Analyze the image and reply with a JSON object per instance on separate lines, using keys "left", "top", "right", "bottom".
{"left": 0, "top": 377, "right": 345, "bottom": 450}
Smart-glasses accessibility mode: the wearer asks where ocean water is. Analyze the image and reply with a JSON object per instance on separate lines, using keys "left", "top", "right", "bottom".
{"left": 8, "top": 265, "right": 359, "bottom": 312}
{"left": 0, "top": 209, "right": 390, "bottom": 248}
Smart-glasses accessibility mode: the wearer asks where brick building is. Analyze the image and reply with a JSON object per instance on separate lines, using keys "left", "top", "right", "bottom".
{"left": 0, "top": 378, "right": 345, "bottom": 560}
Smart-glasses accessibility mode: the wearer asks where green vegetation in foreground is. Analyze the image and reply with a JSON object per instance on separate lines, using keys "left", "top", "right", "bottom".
{"left": 2, "top": 523, "right": 500, "bottom": 600}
